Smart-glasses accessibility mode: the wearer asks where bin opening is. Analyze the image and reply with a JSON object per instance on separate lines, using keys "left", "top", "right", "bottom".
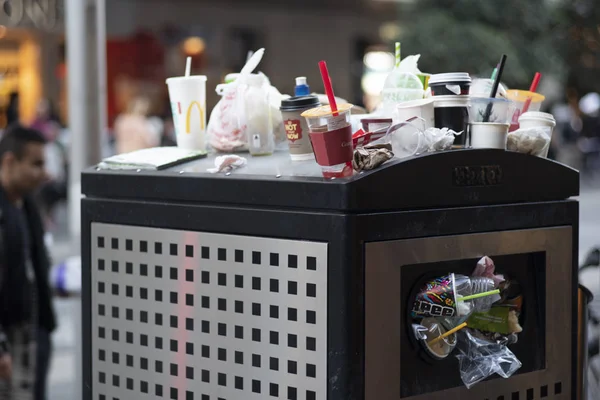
{"left": 400, "top": 252, "right": 546, "bottom": 396}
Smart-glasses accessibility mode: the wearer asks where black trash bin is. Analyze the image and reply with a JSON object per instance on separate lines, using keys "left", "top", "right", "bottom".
{"left": 82, "top": 149, "right": 581, "bottom": 400}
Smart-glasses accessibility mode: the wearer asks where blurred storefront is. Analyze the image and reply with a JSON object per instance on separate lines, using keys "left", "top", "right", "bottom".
{"left": 104, "top": 0, "right": 396, "bottom": 124}
{"left": 0, "top": 0, "right": 63, "bottom": 128}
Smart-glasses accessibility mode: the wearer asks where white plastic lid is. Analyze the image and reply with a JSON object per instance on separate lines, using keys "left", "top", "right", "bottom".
{"left": 433, "top": 95, "right": 470, "bottom": 108}
{"left": 166, "top": 75, "right": 207, "bottom": 84}
{"left": 295, "top": 76, "right": 307, "bottom": 86}
{"left": 429, "top": 73, "right": 472, "bottom": 85}
{"left": 519, "top": 111, "right": 556, "bottom": 124}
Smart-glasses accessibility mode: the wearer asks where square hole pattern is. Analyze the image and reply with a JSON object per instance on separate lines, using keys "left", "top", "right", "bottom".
{"left": 92, "top": 223, "right": 327, "bottom": 400}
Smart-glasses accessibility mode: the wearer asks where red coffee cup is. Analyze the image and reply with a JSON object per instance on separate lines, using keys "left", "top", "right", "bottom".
{"left": 302, "top": 104, "right": 354, "bottom": 178}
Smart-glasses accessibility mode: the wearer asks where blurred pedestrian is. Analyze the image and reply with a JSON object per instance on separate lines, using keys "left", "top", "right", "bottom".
{"left": 114, "top": 96, "right": 161, "bottom": 154}
{"left": 0, "top": 125, "right": 56, "bottom": 400}
{"left": 30, "top": 99, "right": 61, "bottom": 143}
{"left": 29, "top": 99, "right": 68, "bottom": 231}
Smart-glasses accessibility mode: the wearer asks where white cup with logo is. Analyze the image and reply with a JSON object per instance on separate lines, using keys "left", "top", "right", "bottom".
{"left": 166, "top": 75, "right": 207, "bottom": 151}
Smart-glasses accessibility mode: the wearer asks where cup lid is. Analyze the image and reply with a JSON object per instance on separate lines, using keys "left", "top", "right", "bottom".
{"left": 166, "top": 75, "right": 207, "bottom": 84}
{"left": 301, "top": 103, "right": 353, "bottom": 118}
{"left": 280, "top": 95, "right": 320, "bottom": 111}
{"left": 429, "top": 73, "right": 472, "bottom": 85}
{"left": 433, "top": 95, "right": 470, "bottom": 108}
{"left": 505, "top": 90, "right": 545, "bottom": 103}
{"left": 519, "top": 111, "right": 556, "bottom": 124}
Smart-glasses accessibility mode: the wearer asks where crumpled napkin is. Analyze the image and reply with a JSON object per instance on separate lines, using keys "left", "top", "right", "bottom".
{"left": 421, "top": 127, "right": 461, "bottom": 152}
{"left": 207, "top": 155, "right": 247, "bottom": 173}
{"left": 352, "top": 143, "right": 394, "bottom": 171}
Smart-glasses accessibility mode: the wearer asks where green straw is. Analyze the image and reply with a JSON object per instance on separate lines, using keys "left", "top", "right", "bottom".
{"left": 490, "top": 67, "right": 498, "bottom": 81}
{"left": 395, "top": 42, "right": 401, "bottom": 68}
{"left": 457, "top": 289, "right": 500, "bottom": 302}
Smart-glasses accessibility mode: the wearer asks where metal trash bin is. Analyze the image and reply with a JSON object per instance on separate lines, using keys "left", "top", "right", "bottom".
{"left": 81, "top": 149, "right": 582, "bottom": 400}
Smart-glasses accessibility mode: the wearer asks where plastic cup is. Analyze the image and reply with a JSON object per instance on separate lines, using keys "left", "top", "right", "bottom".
{"left": 395, "top": 98, "right": 435, "bottom": 131}
{"left": 469, "top": 122, "right": 510, "bottom": 149}
{"left": 301, "top": 104, "right": 354, "bottom": 178}
{"left": 514, "top": 111, "right": 556, "bottom": 158}
{"left": 505, "top": 89, "right": 545, "bottom": 132}
{"left": 469, "top": 97, "right": 515, "bottom": 124}
{"left": 166, "top": 75, "right": 208, "bottom": 151}
{"left": 381, "top": 71, "right": 425, "bottom": 114}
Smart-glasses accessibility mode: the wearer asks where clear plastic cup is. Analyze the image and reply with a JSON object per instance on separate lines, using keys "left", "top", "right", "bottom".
{"left": 505, "top": 89, "right": 545, "bottom": 131}
{"left": 301, "top": 104, "right": 354, "bottom": 178}
{"left": 381, "top": 70, "right": 424, "bottom": 114}
{"left": 469, "top": 97, "right": 515, "bottom": 124}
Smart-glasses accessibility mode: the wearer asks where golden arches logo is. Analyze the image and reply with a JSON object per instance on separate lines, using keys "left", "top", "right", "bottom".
{"left": 185, "top": 101, "right": 205, "bottom": 134}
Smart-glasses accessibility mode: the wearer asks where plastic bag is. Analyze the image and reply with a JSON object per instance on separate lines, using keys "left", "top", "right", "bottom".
{"left": 207, "top": 49, "right": 284, "bottom": 153}
{"left": 455, "top": 329, "right": 522, "bottom": 389}
{"left": 506, "top": 126, "right": 552, "bottom": 157}
{"left": 472, "top": 256, "right": 505, "bottom": 287}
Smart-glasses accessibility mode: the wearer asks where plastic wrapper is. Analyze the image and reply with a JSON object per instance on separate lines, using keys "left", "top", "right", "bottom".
{"left": 472, "top": 256, "right": 505, "bottom": 287}
{"left": 468, "top": 307, "right": 523, "bottom": 335}
{"left": 507, "top": 126, "right": 552, "bottom": 157}
{"left": 455, "top": 329, "right": 522, "bottom": 389}
{"left": 352, "top": 143, "right": 394, "bottom": 171}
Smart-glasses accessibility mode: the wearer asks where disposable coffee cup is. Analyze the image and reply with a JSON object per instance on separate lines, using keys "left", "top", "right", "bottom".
{"left": 166, "top": 75, "right": 208, "bottom": 151}
{"left": 429, "top": 73, "right": 471, "bottom": 96}
{"left": 302, "top": 104, "right": 354, "bottom": 178}
{"left": 518, "top": 111, "right": 556, "bottom": 132}
{"left": 280, "top": 96, "right": 321, "bottom": 161}
{"left": 433, "top": 95, "right": 470, "bottom": 148}
{"left": 395, "top": 98, "right": 435, "bottom": 131}
{"left": 469, "top": 122, "right": 510, "bottom": 149}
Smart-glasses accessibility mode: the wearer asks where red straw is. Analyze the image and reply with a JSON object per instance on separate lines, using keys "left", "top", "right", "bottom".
{"left": 318, "top": 60, "right": 338, "bottom": 116}
{"left": 522, "top": 72, "right": 542, "bottom": 113}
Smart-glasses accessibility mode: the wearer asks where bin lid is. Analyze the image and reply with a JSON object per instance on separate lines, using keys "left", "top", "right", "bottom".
{"left": 82, "top": 149, "right": 579, "bottom": 212}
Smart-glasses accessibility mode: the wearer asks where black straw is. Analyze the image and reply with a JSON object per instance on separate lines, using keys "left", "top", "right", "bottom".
{"left": 483, "top": 54, "right": 508, "bottom": 122}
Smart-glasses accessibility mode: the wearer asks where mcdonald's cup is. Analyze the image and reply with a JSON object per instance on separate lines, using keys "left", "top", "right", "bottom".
{"left": 166, "top": 75, "right": 208, "bottom": 151}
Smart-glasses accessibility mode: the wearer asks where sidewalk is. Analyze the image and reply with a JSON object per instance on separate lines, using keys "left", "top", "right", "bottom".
{"left": 47, "top": 205, "right": 79, "bottom": 400}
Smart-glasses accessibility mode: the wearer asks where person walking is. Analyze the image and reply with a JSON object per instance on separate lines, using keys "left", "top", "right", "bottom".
{"left": 113, "top": 96, "right": 161, "bottom": 154}
{"left": 0, "top": 125, "right": 56, "bottom": 399}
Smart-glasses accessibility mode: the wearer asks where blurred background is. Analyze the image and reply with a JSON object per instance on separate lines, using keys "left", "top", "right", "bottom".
{"left": 0, "top": 0, "right": 599, "bottom": 398}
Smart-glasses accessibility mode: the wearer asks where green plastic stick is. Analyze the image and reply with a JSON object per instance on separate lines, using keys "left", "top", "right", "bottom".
{"left": 457, "top": 289, "right": 500, "bottom": 302}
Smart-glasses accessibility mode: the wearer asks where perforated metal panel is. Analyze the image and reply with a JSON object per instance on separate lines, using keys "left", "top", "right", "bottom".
{"left": 91, "top": 223, "right": 328, "bottom": 400}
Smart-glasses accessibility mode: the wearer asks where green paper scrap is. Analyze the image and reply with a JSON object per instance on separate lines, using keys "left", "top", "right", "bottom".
{"left": 467, "top": 306, "right": 514, "bottom": 335}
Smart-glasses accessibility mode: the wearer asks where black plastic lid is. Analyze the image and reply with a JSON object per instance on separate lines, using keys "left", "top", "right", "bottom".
{"left": 280, "top": 95, "right": 320, "bottom": 111}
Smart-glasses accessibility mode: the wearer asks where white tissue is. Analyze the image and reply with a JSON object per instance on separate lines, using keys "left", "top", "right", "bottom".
{"left": 207, "top": 155, "right": 248, "bottom": 173}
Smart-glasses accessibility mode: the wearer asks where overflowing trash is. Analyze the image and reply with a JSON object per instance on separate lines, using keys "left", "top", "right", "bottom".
{"left": 410, "top": 256, "right": 524, "bottom": 388}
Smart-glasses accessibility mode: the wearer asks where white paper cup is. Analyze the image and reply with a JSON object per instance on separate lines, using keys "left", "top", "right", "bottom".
{"left": 518, "top": 111, "right": 556, "bottom": 132}
{"left": 166, "top": 75, "right": 207, "bottom": 151}
{"left": 470, "top": 122, "right": 510, "bottom": 149}
{"left": 395, "top": 98, "right": 435, "bottom": 131}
